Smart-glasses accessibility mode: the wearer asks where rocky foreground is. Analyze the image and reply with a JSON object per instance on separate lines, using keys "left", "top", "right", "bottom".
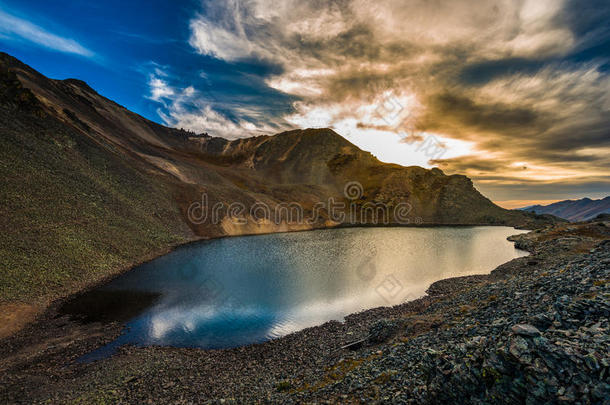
{"left": 1, "top": 219, "right": 608, "bottom": 404}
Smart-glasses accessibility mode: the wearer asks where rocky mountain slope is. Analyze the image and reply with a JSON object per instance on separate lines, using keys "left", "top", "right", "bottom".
{"left": 521, "top": 197, "right": 610, "bottom": 222}
{"left": 0, "top": 215, "right": 607, "bottom": 403}
{"left": 0, "top": 52, "right": 551, "bottom": 307}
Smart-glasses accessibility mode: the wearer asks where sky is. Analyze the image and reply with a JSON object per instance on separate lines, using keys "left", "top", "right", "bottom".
{"left": 1, "top": 0, "right": 609, "bottom": 207}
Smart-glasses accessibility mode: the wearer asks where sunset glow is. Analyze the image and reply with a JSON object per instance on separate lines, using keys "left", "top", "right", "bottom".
{"left": 1, "top": 0, "right": 608, "bottom": 204}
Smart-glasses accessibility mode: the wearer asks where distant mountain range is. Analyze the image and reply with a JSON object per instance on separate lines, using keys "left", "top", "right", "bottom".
{"left": 519, "top": 197, "right": 610, "bottom": 222}
{"left": 0, "top": 52, "right": 554, "bottom": 303}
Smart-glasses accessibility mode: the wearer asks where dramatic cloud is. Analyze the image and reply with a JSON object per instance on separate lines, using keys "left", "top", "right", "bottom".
{"left": 148, "top": 66, "right": 291, "bottom": 138}
{"left": 0, "top": 9, "right": 94, "bottom": 57}
{"left": 180, "top": 0, "right": 610, "bottom": 201}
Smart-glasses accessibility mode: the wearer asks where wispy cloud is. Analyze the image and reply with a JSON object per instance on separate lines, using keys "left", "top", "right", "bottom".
{"left": 184, "top": 0, "right": 610, "bottom": 200}
{"left": 148, "top": 75, "right": 175, "bottom": 103}
{"left": 147, "top": 66, "right": 289, "bottom": 138}
{"left": 0, "top": 9, "right": 94, "bottom": 57}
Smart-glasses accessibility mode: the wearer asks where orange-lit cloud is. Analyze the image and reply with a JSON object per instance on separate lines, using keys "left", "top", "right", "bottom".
{"left": 179, "top": 0, "right": 610, "bottom": 201}
{"left": 494, "top": 200, "right": 564, "bottom": 210}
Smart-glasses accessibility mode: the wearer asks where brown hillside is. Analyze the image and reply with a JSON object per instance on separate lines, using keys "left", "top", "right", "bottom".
{"left": 0, "top": 52, "right": 554, "bottom": 305}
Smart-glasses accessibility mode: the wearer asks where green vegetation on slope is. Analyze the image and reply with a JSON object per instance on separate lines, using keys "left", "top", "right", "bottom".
{"left": 0, "top": 101, "right": 190, "bottom": 303}
{"left": 0, "top": 52, "right": 558, "bottom": 306}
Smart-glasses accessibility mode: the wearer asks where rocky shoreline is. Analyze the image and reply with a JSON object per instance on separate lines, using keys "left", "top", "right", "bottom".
{"left": 1, "top": 220, "right": 608, "bottom": 403}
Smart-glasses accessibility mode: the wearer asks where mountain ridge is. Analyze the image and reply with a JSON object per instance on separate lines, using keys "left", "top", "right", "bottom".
{"left": 0, "top": 52, "right": 555, "bottom": 306}
{"left": 520, "top": 196, "right": 610, "bottom": 222}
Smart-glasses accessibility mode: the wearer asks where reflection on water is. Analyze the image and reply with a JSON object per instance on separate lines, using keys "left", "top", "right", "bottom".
{"left": 63, "top": 226, "right": 527, "bottom": 359}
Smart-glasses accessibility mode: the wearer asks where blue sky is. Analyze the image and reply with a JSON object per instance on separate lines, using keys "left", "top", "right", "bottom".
{"left": 1, "top": 0, "right": 609, "bottom": 204}
{"left": 0, "top": 0, "right": 294, "bottom": 133}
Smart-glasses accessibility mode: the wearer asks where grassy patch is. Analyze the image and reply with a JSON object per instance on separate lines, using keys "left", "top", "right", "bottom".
{"left": 276, "top": 380, "right": 293, "bottom": 392}
{"left": 0, "top": 109, "right": 190, "bottom": 303}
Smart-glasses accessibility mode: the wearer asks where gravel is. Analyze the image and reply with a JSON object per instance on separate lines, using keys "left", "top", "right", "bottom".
{"left": 1, "top": 220, "right": 608, "bottom": 404}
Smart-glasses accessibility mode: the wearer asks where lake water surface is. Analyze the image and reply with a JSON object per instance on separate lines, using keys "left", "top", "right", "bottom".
{"left": 63, "top": 226, "right": 528, "bottom": 359}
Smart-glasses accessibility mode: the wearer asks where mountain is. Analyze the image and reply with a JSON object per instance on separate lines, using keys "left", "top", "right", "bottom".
{"left": 0, "top": 52, "right": 551, "bottom": 304}
{"left": 520, "top": 197, "right": 610, "bottom": 222}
